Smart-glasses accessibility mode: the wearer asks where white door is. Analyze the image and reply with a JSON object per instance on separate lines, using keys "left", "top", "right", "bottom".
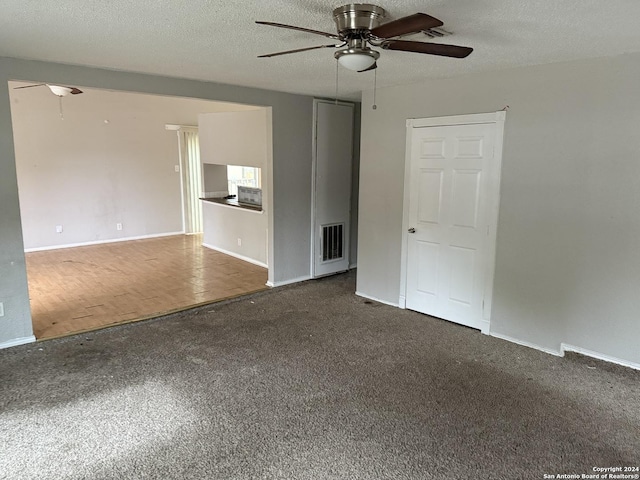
{"left": 404, "top": 116, "right": 503, "bottom": 330}
{"left": 313, "top": 100, "right": 354, "bottom": 277}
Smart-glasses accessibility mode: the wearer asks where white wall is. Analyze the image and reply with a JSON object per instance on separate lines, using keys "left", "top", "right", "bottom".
{"left": 358, "top": 53, "right": 640, "bottom": 366}
{"left": 199, "top": 109, "right": 271, "bottom": 267}
{"left": 350, "top": 104, "right": 362, "bottom": 268}
{"left": 202, "top": 202, "right": 268, "bottom": 267}
{"left": 199, "top": 110, "right": 269, "bottom": 167}
{"left": 9, "top": 83, "right": 256, "bottom": 249}
{"left": 202, "top": 164, "right": 228, "bottom": 194}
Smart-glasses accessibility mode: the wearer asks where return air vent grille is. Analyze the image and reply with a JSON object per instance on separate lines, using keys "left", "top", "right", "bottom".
{"left": 321, "top": 223, "right": 344, "bottom": 262}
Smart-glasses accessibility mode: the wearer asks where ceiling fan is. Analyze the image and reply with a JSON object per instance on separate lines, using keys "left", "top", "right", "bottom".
{"left": 13, "top": 83, "right": 84, "bottom": 119}
{"left": 256, "top": 3, "right": 473, "bottom": 72}
{"left": 13, "top": 84, "right": 83, "bottom": 97}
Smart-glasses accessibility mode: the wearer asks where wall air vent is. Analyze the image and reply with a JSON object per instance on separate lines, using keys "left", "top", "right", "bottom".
{"left": 321, "top": 223, "right": 344, "bottom": 262}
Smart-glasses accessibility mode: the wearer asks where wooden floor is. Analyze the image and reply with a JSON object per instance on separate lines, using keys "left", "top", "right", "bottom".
{"left": 26, "top": 235, "right": 268, "bottom": 340}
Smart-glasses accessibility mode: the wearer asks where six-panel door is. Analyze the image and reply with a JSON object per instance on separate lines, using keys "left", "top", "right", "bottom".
{"left": 406, "top": 122, "right": 496, "bottom": 329}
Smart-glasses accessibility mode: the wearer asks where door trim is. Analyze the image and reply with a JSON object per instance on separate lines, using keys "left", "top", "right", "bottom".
{"left": 399, "top": 111, "right": 506, "bottom": 334}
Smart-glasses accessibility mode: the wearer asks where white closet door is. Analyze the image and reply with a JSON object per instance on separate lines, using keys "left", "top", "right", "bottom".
{"left": 313, "top": 100, "right": 354, "bottom": 277}
{"left": 405, "top": 121, "right": 499, "bottom": 330}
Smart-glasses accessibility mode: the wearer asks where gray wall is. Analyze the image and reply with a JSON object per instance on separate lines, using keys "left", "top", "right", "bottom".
{"left": 0, "top": 56, "right": 317, "bottom": 346}
{"left": 0, "top": 74, "right": 32, "bottom": 345}
{"left": 357, "top": 53, "right": 640, "bottom": 366}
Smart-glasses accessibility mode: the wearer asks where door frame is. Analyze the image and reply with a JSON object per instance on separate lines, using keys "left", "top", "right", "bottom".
{"left": 399, "top": 111, "right": 506, "bottom": 334}
{"left": 310, "top": 98, "right": 355, "bottom": 278}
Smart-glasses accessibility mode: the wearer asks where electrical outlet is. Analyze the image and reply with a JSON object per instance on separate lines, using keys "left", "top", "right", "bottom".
{"left": 56, "top": 225, "right": 63, "bottom": 233}
{"left": 174, "top": 165, "right": 180, "bottom": 172}
{"left": 237, "top": 238, "right": 242, "bottom": 246}
{"left": 116, "top": 223, "right": 123, "bottom": 231}
{"left": 0, "top": 302, "right": 4, "bottom": 317}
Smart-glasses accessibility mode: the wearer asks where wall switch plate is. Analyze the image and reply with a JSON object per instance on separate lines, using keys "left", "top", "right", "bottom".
{"left": 55, "top": 225, "right": 63, "bottom": 233}
{"left": 0, "top": 302, "right": 4, "bottom": 317}
{"left": 237, "top": 238, "right": 242, "bottom": 246}
{"left": 116, "top": 223, "right": 123, "bottom": 231}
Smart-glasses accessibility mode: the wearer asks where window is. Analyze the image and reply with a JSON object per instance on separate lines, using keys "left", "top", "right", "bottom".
{"left": 227, "top": 165, "right": 261, "bottom": 196}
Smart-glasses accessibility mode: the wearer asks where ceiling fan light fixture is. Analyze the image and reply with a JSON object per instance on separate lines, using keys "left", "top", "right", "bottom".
{"left": 47, "top": 85, "right": 73, "bottom": 97}
{"left": 335, "top": 48, "right": 379, "bottom": 71}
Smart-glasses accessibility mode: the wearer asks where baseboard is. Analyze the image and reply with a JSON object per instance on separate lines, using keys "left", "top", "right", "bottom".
{"left": 349, "top": 263, "right": 357, "bottom": 270}
{"left": 0, "top": 335, "right": 36, "bottom": 350}
{"left": 490, "top": 334, "right": 640, "bottom": 370}
{"left": 490, "top": 332, "right": 563, "bottom": 357}
{"left": 202, "top": 243, "right": 268, "bottom": 269}
{"left": 561, "top": 343, "right": 640, "bottom": 371}
{"left": 479, "top": 320, "right": 490, "bottom": 335}
{"left": 24, "top": 231, "right": 184, "bottom": 252}
{"left": 266, "top": 275, "right": 312, "bottom": 288}
{"left": 355, "top": 291, "right": 399, "bottom": 308}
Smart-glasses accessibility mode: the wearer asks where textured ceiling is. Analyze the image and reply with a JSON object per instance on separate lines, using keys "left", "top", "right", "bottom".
{"left": 2, "top": 0, "right": 640, "bottom": 100}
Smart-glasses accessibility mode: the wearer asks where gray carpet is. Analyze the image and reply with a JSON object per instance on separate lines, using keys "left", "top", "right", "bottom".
{"left": 1, "top": 271, "right": 638, "bottom": 480}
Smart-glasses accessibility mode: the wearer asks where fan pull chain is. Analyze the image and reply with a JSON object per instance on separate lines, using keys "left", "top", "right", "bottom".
{"left": 58, "top": 96, "right": 64, "bottom": 120}
{"left": 372, "top": 68, "right": 377, "bottom": 110}
{"left": 334, "top": 59, "right": 339, "bottom": 104}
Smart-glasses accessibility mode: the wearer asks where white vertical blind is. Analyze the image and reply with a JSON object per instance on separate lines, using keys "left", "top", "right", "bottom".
{"left": 178, "top": 127, "right": 203, "bottom": 234}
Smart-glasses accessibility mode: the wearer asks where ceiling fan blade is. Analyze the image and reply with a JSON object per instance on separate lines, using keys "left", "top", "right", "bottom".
{"left": 382, "top": 40, "right": 473, "bottom": 58}
{"left": 258, "top": 44, "right": 339, "bottom": 58}
{"left": 256, "top": 21, "right": 340, "bottom": 40}
{"left": 370, "top": 13, "right": 443, "bottom": 39}
{"left": 13, "top": 84, "right": 46, "bottom": 90}
{"left": 70, "top": 88, "right": 83, "bottom": 94}
{"left": 358, "top": 62, "right": 377, "bottom": 73}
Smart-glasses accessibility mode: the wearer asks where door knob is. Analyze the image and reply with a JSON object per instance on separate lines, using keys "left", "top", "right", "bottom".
{"left": 408, "top": 228, "right": 416, "bottom": 233}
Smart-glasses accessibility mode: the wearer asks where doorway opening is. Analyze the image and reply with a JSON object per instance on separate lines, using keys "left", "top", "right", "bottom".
{"left": 8, "top": 80, "right": 272, "bottom": 340}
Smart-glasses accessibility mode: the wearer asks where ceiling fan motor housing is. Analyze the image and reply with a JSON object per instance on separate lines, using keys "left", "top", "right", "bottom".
{"left": 333, "top": 4, "right": 386, "bottom": 36}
